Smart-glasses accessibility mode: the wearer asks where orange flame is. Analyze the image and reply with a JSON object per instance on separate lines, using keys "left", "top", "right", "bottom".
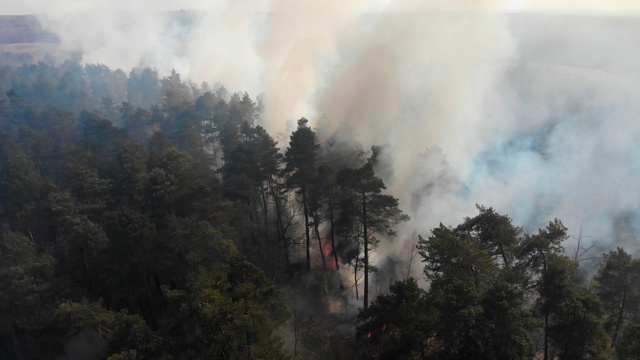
{"left": 311, "top": 233, "right": 341, "bottom": 270}
{"left": 323, "top": 239, "right": 337, "bottom": 270}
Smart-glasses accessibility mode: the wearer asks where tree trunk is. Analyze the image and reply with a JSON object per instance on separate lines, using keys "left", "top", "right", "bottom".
{"left": 362, "top": 190, "right": 369, "bottom": 310}
{"left": 312, "top": 210, "right": 327, "bottom": 272}
{"left": 153, "top": 275, "right": 166, "bottom": 313}
{"left": 405, "top": 237, "right": 417, "bottom": 280}
{"left": 355, "top": 236, "right": 360, "bottom": 300}
{"left": 269, "top": 179, "right": 289, "bottom": 265}
{"left": 328, "top": 198, "right": 343, "bottom": 289}
{"left": 543, "top": 251, "right": 549, "bottom": 360}
{"left": 260, "top": 184, "right": 269, "bottom": 244}
{"left": 543, "top": 313, "right": 549, "bottom": 360}
{"left": 301, "top": 189, "right": 311, "bottom": 273}
{"left": 499, "top": 243, "right": 509, "bottom": 268}
{"left": 144, "top": 272, "right": 158, "bottom": 329}
{"left": 611, "top": 285, "right": 626, "bottom": 346}
{"left": 251, "top": 198, "right": 260, "bottom": 245}
{"left": 80, "top": 246, "right": 93, "bottom": 291}
{"left": 7, "top": 321, "right": 23, "bottom": 360}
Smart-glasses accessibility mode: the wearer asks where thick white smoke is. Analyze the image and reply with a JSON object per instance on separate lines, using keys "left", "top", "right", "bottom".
{"left": 7, "top": 0, "right": 640, "bottom": 256}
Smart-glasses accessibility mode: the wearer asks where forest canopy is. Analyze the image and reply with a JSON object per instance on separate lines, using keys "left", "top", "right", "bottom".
{"left": 1, "top": 60, "right": 640, "bottom": 360}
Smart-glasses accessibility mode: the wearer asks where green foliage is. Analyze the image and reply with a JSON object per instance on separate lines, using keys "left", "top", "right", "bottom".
{"left": 283, "top": 117, "right": 319, "bottom": 273}
{"left": 414, "top": 209, "right": 552, "bottom": 360}
{"left": 58, "top": 300, "right": 170, "bottom": 359}
{"left": 114, "top": 140, "right": 148, "bottom": 207}
{"left": 516, "top": 219, "right": 569, "bottom": 295}
{"left": 357, "top": 278, "right": 435, "bottom": 359}
{"left": 0, "top": 232, "right": 54, "bottom": 327}
{"left": 339, "top": 149, "right": 409, "bottom": 308}
{"left": 2, "top": 62, "right": 637, "bottom": 360}
{"left": 145, "top": 146, "right": 213, "bottom": 218}
{"left": 0, "top": 232, "right": 56, "bottom": 359}
{"left": 617, "top": 322, "right": 640, "bottom": 360}
{"left": 0, "top": 130, "right": 44, "bottom": 222}
{"left": 478, "top": 280, "right": 540, "bottom": 359}
{"left": 164, "top": 263, "right": 290, "bottom": 359}
{"left": 455, "top": 205, "right": 522, "bottom": 268}
{"left": 592, "top": 247, "right": 640, "bottom": 346}
{"left": 284, "top": 117, "right": 318, "bottom": 190}
{"left": 419, "top": 225, "right": 495, "bottom": 289}
{"left": 76, "top": 110, "right": 127, "bottom": 173}
{"left": 127, "top": 67, "right": 161, "bottom": 109}
{"left": 414, "top": 219, "right": 536, "bottom": 359}
{"left": 538, "top": 255, "right": 612, "bottom": 360}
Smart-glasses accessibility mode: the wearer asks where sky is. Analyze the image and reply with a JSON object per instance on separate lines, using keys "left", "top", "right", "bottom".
{"left": 5, "top": 0, "right": 640, "bottom": 15}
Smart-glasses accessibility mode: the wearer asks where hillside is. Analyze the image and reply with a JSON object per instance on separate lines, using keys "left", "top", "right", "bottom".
{"left": 0, "top": 15, "right": 61, "bottom": 64}
{"left": 3, "top": 10, "right": 640, "bottom": 360}
{"left": 0, "top": 15, "right": 57, "bottom": 44}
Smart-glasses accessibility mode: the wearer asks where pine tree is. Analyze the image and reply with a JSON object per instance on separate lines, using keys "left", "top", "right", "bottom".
{"left": 339, "top": 147, "right": 408, "bottom": 309}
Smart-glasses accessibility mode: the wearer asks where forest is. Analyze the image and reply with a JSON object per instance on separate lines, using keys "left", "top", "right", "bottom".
{"left": 1, "top": 58, "right": 640, "bottom": 360}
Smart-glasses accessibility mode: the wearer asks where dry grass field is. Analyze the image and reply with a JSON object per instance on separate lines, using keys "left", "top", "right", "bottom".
{"left": 0, "top": 15, "right": 58, "bottom": 44}
{"left": 0, "top": 15, "right": 65, "bottom": 63}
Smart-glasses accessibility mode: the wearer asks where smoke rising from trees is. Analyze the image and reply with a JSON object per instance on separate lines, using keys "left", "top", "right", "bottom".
{"left": 19, "top": 0, "right": 640, "bottom": 255}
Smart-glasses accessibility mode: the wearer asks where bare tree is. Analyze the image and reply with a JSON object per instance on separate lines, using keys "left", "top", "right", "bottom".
{"left": 402, "top": 235, "right": 420, "bottom": 279}
{"left": 570, "top": 227, "right": 598, "bottom": 263}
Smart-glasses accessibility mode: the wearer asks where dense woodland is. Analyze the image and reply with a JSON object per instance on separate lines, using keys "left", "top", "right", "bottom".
{"left": 1, "top": 59, "right": 640, "bottom": 360}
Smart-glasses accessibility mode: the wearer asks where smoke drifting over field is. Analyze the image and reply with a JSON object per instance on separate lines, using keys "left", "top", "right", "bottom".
{"left": 15, "top": 0, "right": 640, "bottom": 254}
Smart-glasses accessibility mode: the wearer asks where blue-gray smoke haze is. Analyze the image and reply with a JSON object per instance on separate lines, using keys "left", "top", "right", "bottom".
{"left": 8, "top": 2, "right": 640, "bottom": 258}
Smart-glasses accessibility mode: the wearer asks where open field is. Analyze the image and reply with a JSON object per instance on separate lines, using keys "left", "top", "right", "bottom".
{"left": 0, "top": 15, "right": 57, "bottom": 44}
{"left": 0, "top": 15, "right": 65, "bottom": 63}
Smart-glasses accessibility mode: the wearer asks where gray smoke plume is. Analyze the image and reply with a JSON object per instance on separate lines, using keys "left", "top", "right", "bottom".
{"left": 7, "top": 0, "right": 640, "bottom": 256}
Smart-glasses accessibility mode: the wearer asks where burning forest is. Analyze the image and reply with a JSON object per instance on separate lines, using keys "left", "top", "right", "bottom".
{"left": 3, "top": 1, "right": 640, "bottom": 359}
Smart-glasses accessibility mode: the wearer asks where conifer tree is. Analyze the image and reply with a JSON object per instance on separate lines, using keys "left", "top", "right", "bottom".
{"left": 340, "top": 147, "right": 408, "bottom": 309}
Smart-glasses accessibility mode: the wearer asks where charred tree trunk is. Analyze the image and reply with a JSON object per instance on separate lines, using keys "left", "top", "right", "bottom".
{"left": 328, "top": 198, "right": 343, "bottom": 289}
{"left": 355, "top": 235, "right": 360, "bottom": 301}
{"left": 259, "top": 184, "right": 269, "bottom": 244}
{"left": 362, "top": 190, "right": 369, "bottom": 310}
{"left": 301, "top": 188, "right": 311, "bottom": 273}
{"left": 312, "top": 210, "right": 327, "bottom": 272}
{"left": 269, "top": 179, "right": 289, "bottom": 265}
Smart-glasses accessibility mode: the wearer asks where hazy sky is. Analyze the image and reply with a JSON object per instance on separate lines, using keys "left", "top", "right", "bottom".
{"left": 4, "top": 0, "right": 640, "bottom": 15}
{"left": 0, "top": 0, "right": 208, "bottom": 15}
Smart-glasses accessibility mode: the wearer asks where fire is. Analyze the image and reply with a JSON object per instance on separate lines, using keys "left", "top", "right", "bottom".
{"left": 310, "top": 230, "right": 343, "bottom": 270}
{"left": 366, "top": 332, "right": 372, "bottom": 339}
{"left": 382, "top": 324, "right": 386, "bottom": 331}
{"left": 327, "top": 299, "right": 343, "bottom": 314}
{"left": 322, "top": 239, "right": 336, "bottom": 270}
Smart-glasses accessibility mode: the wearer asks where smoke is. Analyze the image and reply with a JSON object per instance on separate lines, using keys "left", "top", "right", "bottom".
{"left": 468, "top": 14, "right": 640, "bottom": 256}
{"left": 14, "top": 1, "right": 640, "bottom": 255}
{"left": 22, "top": 0, "right": 267, "bottom": 93}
